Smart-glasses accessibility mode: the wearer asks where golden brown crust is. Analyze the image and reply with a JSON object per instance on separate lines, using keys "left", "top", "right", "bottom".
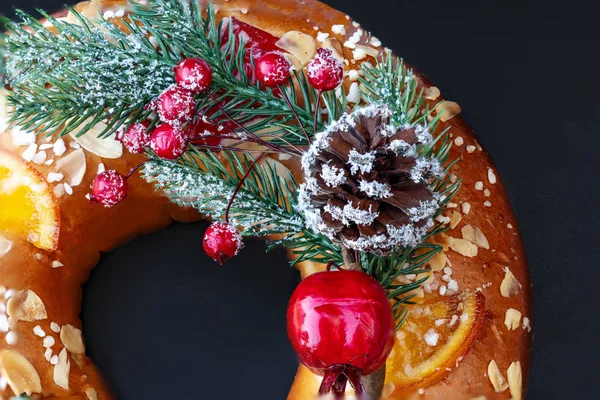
{"left": 0, "top": 0, "right": 532, "bottom": 398}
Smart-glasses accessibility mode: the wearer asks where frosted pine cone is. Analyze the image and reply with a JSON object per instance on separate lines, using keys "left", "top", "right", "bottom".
{"left": 297, "top": 105, "right": 443, "bottom": 255}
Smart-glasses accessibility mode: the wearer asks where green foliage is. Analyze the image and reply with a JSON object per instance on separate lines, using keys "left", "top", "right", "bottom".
{"left": 1, "top": 0, "right": 345, "bottom": 143}
{"left": 3, "top": 0, "right": 461, "bottom": 327}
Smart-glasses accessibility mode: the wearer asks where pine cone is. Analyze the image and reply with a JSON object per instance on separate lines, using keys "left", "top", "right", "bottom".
{"left": 297, "top": 105, "right": 443, "bottom": 255}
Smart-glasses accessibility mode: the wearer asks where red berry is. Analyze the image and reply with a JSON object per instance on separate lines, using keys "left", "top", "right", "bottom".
{"left": 187, "top": 117, "right": 229, "bottom": 147}
{"left": 255, "top": 52, "right": 292, "bottom": 87}
{"left": 174, "top": 58, "right": 213, "bottom": 92}
{"left": 287, "top": 270, "right": 395, "bottom": 395}
{"left": 203, "top": 222, "right": 244, "bottom": 265}
{"left": 157, "top": 86, "right": 195, "bottom": 125}
{"left": 90, "top": 170, "right": 128, "bottom": 207}
{"left": 119, "top": 122, "right": 150, "bottom": 154}
{"left": 307, "top": 48, "right": 344, "bottom": 91}
{"left": 150, "top": 123, "right": 188, "bottom": 160}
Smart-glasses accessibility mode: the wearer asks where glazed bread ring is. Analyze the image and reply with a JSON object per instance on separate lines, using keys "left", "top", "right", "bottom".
{"left": 0, "top": 0, "right": 532, "bottom": 398}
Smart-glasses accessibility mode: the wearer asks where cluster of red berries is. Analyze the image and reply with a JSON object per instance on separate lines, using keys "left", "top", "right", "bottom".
{"left": 91, "top": 43, "right": 344, "bottom": 264}
{"left": 254, "top": 47, "right": 343, "bottom": 91}
{"left": 90, "top": 58, "right": 214, "bottom": 206}
{"left": 118, "top": 58, "right": 214, "bottom": 160}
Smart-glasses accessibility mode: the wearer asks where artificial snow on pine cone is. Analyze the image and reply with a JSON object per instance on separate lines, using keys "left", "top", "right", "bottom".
{"left": 297, "top": 104, "right": 444, "bottom": 255}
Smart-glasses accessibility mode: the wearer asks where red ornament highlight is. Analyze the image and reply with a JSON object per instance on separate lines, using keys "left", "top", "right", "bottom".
{"left": 287, "top": 269, "right": 395, "bottom": 395}
{"left": 150, "top": 123, "right": 188, "bottom": 160}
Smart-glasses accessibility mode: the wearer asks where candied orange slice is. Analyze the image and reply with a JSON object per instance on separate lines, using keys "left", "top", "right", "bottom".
{"left": 0, "top": 149, "right": 60, "bottom": 250}
{"left": 386, "top": 291, "right": 485, "bottom": 388}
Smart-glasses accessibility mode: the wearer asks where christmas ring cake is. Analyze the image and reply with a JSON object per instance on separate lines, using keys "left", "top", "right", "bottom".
{"left": 0, "top": 0, "right": 532, "bottom": 398}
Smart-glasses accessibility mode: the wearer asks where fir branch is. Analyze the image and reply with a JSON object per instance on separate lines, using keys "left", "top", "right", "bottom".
{"left": 2, "top": 9, "right": 176, "bottom": 138}
{"left": 142, "top": 148, "right": 305, "bottom": 238}
{"left": 2, "top": 0, "right": 344, "bottom": 143}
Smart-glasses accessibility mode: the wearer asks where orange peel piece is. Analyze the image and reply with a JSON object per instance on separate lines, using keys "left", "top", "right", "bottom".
{"left": 0, "top": 149, "right": 60, "bottom": 250}
{"left": 386, "top": 291, "right": 485, "bottom": 388}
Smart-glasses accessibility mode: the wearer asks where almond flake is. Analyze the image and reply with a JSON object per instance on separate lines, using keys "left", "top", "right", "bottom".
{"left": 461, "top": 202, "right": 471, "bottom": 215}
{"left": 86, "top": 387, "right": 99, "bottom": 400}
{"left": 69, "top": 119, "right": 122, "bottom": 159}
{"left": 53, "top": 348, "right": 70, "bottom": 389}
{"left": 443, "top": 234, "right": 478, "bottom": 257}
{"left": 449, "top": 211, "right": 462, "bottom": 229}
{"left": 433, "top": 101, "right": 461, "bottom": 122}
{"left": 7, "top": 290, "right": 47, "bottom": 323}
{"left": 488, "top": 168, "right": 497, "bottom": 184}
{"left": 461, "top": 225, "right": 490, "bottom": 249}
{"left": 354, "top": 44, "right": 379, "bottom": 59}
{"left": 504, "top": 308, "right": 522, "bottom": 331}
{"left": 55, "top": 148, "right": 86, "bottom": 187}
{"left": 0, "top": 235, "right": 12, "bottom": 258}
{"left": 507, "top": 361, "right": 522, "bottom": 400}
{"left": 427, "top": 250, "right": 448, "bottom": 272}
{"left": 276, "top": 31, "right": 317, "bottom": 66}
{"left": 321, "top": 37, "right": 344, "bottom": 61}
{"left": 0, "top": 350, "right": 42, "bottom": 395}
{"left": 424, "top": 86, "right": 441, "bottom": 100}
{"left": 487, "top": 360, "right": 508, "bottom": 392}
{"left": 60, "top": 324, "right": 85, "bottom": 354}
{"left": 500, "top": 267, "right": 522, "bottom": 297}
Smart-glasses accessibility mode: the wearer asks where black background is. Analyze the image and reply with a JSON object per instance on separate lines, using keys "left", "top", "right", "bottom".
{"left": 2, "top": 0, "right": 599, "bottom": 398}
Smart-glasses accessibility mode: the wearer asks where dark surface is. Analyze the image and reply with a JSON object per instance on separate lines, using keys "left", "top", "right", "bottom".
{"left": 2, "top": 0, "right": 599, "bottom": 398}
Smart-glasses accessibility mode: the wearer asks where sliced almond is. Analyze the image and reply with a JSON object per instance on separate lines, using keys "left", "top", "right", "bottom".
{"left": 504, "top": 308, "right": 522, "bottom": 331}
{"left": 0, "top": 350, "right": 42, "bottom": 395}
{"left": 55, "top": 148, "right": 87, "bottom": 187}
{"left": 60, "top": 324, "right": 85, "bottom": 354}
{"left": 321, "top": 37, "right": 344, "bottom": 61}
{"left": 445, "top": 235, "right": 478, "bottom": 257}
{"left": 461, "top": 225, "right": 490, "bottom": 249}
{"left": 53, "top": 348, "right": 70, "bottom": 390}
{"left": 433, "top": 100, "right": 461, "bottom": 122}
{"left": 500, "top": 267, "right": 522, "bottom": 297}
{"left": 427, "top": 250, "right": 447, "bottom": 272}
{"left": 353, "top": 44, "right": 379, "bottom": 59}
{"left": 507, "top": 361, "right": 522, "bottom": 400}
{"left": 275, "top": 31, "right": 317, "bottom": 67}
{"left": 7, "top": 290, "right": 47, "bottom": 324}
{"left": 449, "top": 210, "right": 462, "bottom": 229}
{"left": 283, "top": 53, "right": 303, "bottom": 70}
{"left": 0, "top": 235, "right": 12, "bottom": 257}
{"left": 487, "top": 359, "right": 508, "bottom": 392}
{"left": 69, "top": 119, "right": 123, "bottom": 159}
{"left": 424, "top": 86, "right": 441, "bottom": 100}
{"left": 86, "top": 387, "right": 99, "bottom": 400}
